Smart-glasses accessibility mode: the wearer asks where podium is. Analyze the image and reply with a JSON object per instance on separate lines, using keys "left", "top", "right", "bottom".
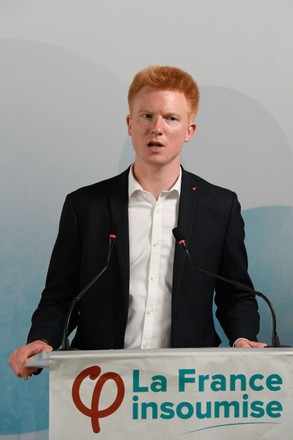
{"left": 27, "top": 348, "right": 293, "bottom": 439}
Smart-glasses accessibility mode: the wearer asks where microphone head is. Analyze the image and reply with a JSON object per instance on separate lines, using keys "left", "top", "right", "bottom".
{"left": 110, "top": 222, "right": 119, "bottom": 239}
{"left": 172, "top": 227, "right": 185, "bottom": 243}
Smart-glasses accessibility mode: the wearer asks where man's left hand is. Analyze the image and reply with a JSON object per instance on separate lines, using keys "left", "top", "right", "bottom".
{"left": 234, "top": 338, "right": 267, "bottom": 348}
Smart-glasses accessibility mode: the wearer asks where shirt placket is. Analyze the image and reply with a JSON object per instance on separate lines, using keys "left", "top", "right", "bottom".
{"left": 141, "top": 195, "right": 164, "bottom": 349}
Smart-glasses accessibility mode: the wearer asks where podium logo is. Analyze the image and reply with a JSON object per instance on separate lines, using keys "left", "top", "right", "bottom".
{"left": 72, "top": 365, "right": 125, "bottom": 434}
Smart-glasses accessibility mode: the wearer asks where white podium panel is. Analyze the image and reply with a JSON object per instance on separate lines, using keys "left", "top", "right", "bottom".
{"left": 27, "top": 348, "right": 293, "bottom": 439}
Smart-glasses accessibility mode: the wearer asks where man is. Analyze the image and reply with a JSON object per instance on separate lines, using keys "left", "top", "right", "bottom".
{"left": 9, "top": 65, "right": 266, "bottom": 380}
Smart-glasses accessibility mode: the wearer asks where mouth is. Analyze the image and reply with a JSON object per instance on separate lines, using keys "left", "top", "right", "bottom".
{"left": 147, "top": 141, "right": 164, "bottom": 148}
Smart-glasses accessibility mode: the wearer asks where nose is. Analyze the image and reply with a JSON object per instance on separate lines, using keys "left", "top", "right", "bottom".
{"left": 151, "top": 116, "right": 163, "bottom": 135}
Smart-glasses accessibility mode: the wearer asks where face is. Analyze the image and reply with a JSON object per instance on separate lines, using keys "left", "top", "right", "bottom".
{"left": 127, "top": 87, "right": 196, "bottom": 171}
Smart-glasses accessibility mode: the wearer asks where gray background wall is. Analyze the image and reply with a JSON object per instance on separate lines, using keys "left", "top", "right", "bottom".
{"left": 0, "top": 1, "right": 292, "bottom": 438}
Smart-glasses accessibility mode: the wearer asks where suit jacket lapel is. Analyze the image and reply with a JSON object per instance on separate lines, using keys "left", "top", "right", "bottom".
{"left": 108, "top": 168, "right": 130, "bottom": 303}
{"left": 172, "top": 167, "right": 199, "bottom": 298}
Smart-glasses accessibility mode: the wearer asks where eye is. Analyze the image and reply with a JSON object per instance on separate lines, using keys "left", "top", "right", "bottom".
{"left": 165, "top": 115, "right": 178, "bottom": 122}
{"left": 142, "top": 114, "right": 153, "bottom": 120}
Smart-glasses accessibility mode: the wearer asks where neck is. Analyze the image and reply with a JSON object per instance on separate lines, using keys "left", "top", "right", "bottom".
{"left": 132, "top": 162, "right": 180, "bottom": 199}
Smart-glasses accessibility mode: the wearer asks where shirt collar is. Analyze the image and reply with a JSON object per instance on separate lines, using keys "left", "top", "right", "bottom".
{"left": 128, "top": 164, "right": 181, "bottom": 198}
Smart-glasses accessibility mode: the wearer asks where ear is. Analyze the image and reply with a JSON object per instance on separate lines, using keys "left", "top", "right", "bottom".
{"left": 184, "top": 122, "right": 196, "bottom": 142}
{"left": 126, "top": 114, "right": 132, "bottom": 135}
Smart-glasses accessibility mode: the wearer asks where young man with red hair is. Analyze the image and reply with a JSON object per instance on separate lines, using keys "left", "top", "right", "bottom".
{"left": 9, "top": 66, "right": 266, "bottom": 380}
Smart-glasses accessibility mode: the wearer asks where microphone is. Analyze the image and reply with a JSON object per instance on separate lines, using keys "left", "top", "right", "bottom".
{"left": 172, "top": 227, "right": 288, "bottom": 348}
{"left": 61, "top": 223, "right": 118, "bottom": 350}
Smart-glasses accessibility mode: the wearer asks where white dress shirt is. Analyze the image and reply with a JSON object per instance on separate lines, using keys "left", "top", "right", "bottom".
{"left": 124, "top": 167, "right": 181, "bottom": 349}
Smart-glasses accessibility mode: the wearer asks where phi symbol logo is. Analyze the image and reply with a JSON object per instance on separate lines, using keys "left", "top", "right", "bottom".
{"left": 72, "top": 365, "right": 125, "bottom": 434}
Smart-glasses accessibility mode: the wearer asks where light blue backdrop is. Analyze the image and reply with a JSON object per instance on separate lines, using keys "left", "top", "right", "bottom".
{"left": 0, "top": 1, "right": 292, "bottom": 438}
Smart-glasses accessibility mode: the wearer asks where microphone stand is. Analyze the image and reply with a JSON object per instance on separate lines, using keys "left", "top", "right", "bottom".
{"left": 61, "top": 230, "right": 117, "bottom": 350}
{"left": 173, "top": 227, "right": 290, "bottom": 348}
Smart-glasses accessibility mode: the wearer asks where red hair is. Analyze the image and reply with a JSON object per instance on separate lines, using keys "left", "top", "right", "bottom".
{"left": 128, "top": 65, "right": 200, "bottom": 120}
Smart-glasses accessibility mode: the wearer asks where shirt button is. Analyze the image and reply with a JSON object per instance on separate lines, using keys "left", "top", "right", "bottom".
{"left": 142, "top": 343, "right": 150, "bottom": 349}
{"left": 153, "top": 241, "right": 159, "bottom": 247}
{"left": 150, "top": 275, "right": 156, "bottom": 281}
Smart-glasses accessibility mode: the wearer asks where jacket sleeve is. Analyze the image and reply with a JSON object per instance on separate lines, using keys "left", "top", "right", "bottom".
{"left": 214, "top": 192, "right": 260, "bottom": 345}
{"left": 27, "top": 194, "right": 81, "bottom": 349}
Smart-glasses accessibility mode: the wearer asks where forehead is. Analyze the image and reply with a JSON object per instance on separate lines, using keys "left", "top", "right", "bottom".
{"left": 132, "top": 86, "right": 189, "bottom": 113}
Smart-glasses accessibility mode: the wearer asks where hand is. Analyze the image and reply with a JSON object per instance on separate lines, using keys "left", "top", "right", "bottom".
{"left": 234, "top": 338, "right": 267, "bottom": 348}
{"left": 8, "top": 340, "right": 53, "bottom": 380}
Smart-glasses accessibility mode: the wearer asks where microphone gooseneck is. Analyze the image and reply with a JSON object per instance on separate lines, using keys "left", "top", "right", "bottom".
{"left": 61, "top": 223, "right": 118, "bottom": 350}
{"left": 172, "top": 227, "right": 284, "bottom": 348}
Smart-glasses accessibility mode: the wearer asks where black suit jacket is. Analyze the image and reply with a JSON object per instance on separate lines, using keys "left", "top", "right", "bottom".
{"left": 28, "top": 167, "right": 259, "bottom": 349}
